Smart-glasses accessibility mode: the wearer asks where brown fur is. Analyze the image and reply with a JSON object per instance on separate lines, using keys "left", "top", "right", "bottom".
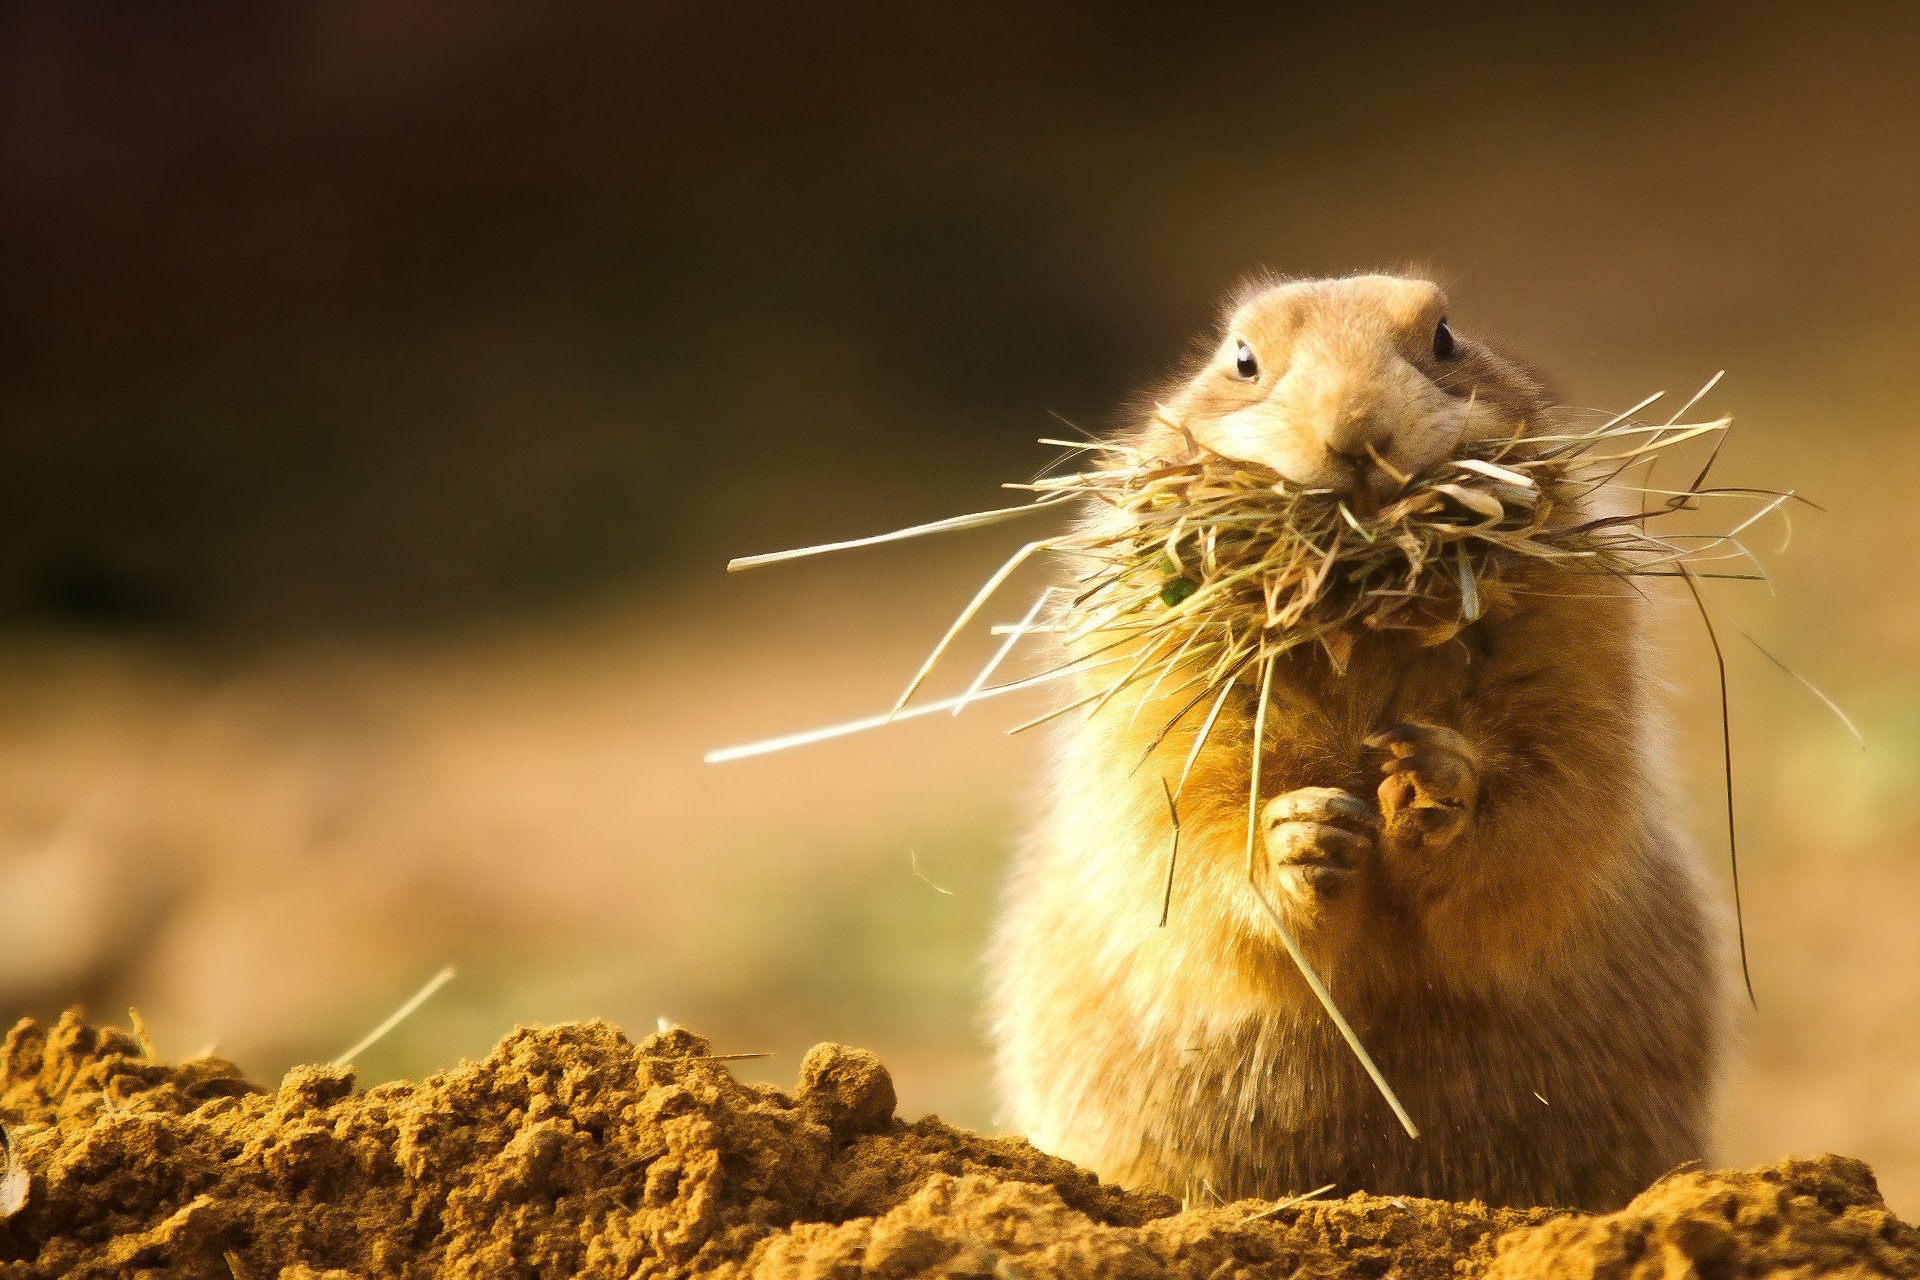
{"left": 988, "top": 275, "right": 1721, "bottom": 1211}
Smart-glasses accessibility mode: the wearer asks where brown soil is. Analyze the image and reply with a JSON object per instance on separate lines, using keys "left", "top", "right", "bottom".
{"left": 0, "top": 1014, "right": 1912, "bottom": 1279}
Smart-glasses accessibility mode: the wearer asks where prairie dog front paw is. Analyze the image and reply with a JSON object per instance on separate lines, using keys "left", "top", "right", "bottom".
{"left": 1261, "top": 786, "right": 1379, "bottom": 905}
{"left": 1366, "top": 723, "right": 1479, "bottom": 849}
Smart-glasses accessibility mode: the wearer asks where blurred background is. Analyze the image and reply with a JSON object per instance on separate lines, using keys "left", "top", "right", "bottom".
{"left": 3, "top": 2, "right": 1917, "bottom": 1213}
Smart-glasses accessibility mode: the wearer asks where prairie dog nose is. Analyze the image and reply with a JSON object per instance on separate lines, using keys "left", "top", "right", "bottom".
{"left": 1323, "top": 406, "right": 1390, "bottom": 464}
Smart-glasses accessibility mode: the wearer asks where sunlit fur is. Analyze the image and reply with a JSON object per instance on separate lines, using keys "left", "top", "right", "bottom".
{"left": 988, "top": 274, "right": 1723, "bottom": 1211}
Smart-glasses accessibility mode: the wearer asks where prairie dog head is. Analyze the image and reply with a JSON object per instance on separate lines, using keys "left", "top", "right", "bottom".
{"left": 1151, "top": 275, "right": 1552, "bottom": 507}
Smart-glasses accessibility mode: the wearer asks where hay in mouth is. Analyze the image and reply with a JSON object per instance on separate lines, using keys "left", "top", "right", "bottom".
{"left": 1014, "top": 398, "right": 1762, "bottom": 694}
{"left": 713, "top": 383, "right": 1791, "bottom": 760}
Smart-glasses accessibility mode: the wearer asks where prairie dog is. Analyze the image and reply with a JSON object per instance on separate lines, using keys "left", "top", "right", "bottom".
{"left": 988, "top": 274, "right": 1721, "bottom": 1211}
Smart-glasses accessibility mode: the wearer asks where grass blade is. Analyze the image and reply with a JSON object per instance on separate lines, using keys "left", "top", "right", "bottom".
{"left": 728, "top": 497, "right": 1068, "bottom": 570}
{"left": 1743, "top": 632, "right": 1866, "bottom": 750}
{"left": 1678, "top": 565, "right": 1756, "bottom": 1009}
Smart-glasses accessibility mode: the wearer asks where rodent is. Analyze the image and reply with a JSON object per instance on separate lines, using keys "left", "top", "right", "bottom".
{"left": 987, "top": 273, "right": 1722, "bottom": 1211}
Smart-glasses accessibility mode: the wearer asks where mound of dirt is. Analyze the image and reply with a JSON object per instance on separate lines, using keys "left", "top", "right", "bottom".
{"left": 0, "top": 1014, "right": 1912, "bottom": 1279}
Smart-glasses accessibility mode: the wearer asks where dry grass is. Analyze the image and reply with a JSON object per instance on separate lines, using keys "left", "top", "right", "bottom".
{"left": 721, "top": 382, "right": 1799, "bottom": 776}
{"left": 1014, "top": 398, "right": 1751, "bottom": 683}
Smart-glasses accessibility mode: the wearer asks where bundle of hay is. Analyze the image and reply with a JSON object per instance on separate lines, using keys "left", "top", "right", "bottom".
{"left": 1003, "top": 402, "right": 1757, "bottom": 702}
{"left": 714, "top": 385, "right": 1788, "bottom": 762}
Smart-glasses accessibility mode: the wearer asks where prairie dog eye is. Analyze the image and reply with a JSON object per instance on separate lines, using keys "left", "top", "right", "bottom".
{"left": 1233, "top": 340, "right": 1259, "bottom": 380}
{"left": 1432, "top": 319, "right": 1456, "bottom": 360}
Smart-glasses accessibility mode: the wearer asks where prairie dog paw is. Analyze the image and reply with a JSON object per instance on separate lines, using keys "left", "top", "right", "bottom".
{"left": 1261, "top": 786, "right": 1378, "bottom": 903}
{"left": 1365, "top": 723, "right": 1479, "bottom": 849}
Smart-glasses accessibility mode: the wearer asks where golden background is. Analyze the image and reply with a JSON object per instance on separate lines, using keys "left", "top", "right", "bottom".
{"left": 3, "top": 5, "right": 1915, "bottom": 1212}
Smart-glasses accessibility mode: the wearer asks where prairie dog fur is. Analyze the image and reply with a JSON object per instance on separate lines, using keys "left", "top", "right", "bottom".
{"left": 988, "top": 274, "right": 1721, "bottom": 1210}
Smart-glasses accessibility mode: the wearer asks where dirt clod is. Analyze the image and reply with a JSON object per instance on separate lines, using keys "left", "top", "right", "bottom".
{"left": 796, "top": 1042, "right": 896, "bottom": 1139}
{"left": 0, "top": 1012, "right": 1910, "bottom": 1278}
{"left": 1487, "top": 1155, "right": 1920, "bottom": 1279}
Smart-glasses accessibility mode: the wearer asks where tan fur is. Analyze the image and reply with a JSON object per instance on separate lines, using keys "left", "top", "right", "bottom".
{"left": 988, "top": 274, "right": 1721, "bottom": 1211}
